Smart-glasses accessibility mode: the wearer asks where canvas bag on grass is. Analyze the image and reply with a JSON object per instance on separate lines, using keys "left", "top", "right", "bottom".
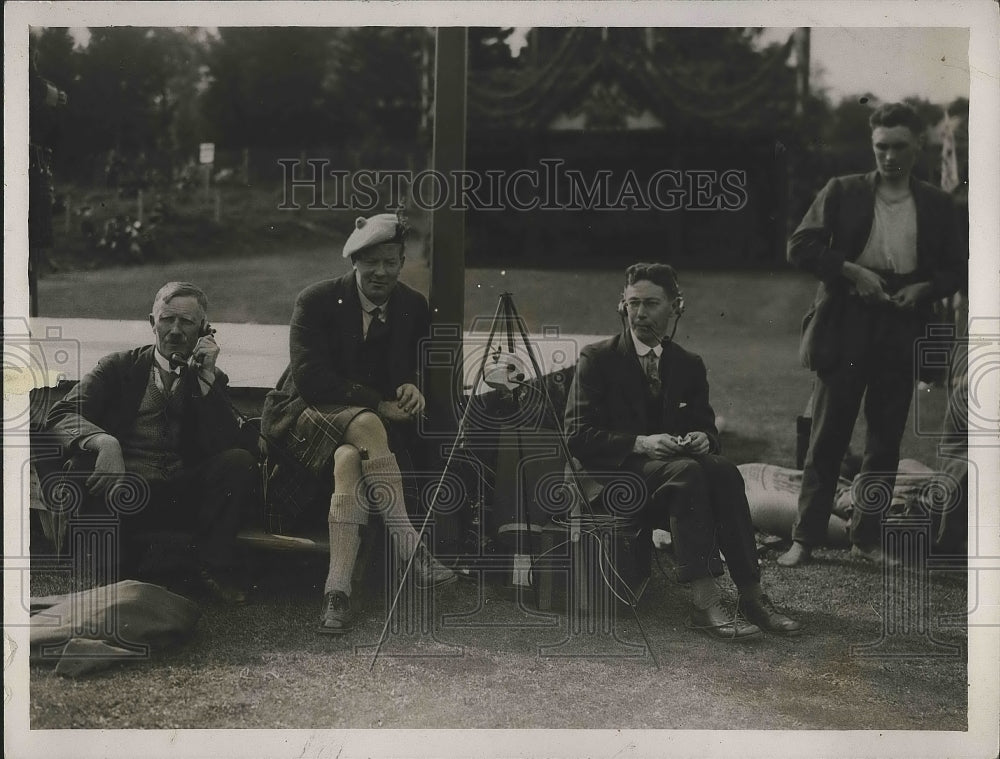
{"left": 29, "top": 579, "right": 201, "bottom": 677}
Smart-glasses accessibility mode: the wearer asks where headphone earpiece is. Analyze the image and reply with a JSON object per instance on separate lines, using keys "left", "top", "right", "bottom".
{"left": 673, "top": 292, "right": 686, "bottom": 316}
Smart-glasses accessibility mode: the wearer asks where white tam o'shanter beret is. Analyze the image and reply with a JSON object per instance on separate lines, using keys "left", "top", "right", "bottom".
{"left": 342, "top": 213, "right": 404, "bottom": 259}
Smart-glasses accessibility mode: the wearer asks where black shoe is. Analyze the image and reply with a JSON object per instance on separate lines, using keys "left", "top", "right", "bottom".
{"left": 318, "top": 591, "right": 353, "bottom": 635}
{"left": 738, "top": 593, "right": 802, "bottom": 636}
{"left": 686, "top": 601, "right": 762, "bottom": 641}
{"left": 199, "top": 568, "right": 247, "bottom": 606}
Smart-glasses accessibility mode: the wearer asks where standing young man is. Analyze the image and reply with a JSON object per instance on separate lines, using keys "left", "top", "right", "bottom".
{"left": 779, "top": 103, "right": 965, "bottom": 567}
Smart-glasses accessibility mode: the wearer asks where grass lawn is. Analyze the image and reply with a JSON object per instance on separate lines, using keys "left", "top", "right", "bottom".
{"left": 27, "top": 250, "right": 968, "bottom": 734}
{"left": 37, "top": 246, "right": 949, "bottom": 468}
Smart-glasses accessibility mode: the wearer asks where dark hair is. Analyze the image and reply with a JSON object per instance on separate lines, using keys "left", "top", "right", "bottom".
{"left": 869, "top": 102, "right": 924, "bottom": 136}
{"left": 151, "top": 281, "right": 208, "bottom": 316}
{"left": 624, "top": 262, "right": 680, "bottom": 299}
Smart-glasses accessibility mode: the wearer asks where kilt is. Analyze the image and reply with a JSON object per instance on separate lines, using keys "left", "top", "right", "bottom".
{"left": 264, "top": 404, "right": 369, "bottom": 526}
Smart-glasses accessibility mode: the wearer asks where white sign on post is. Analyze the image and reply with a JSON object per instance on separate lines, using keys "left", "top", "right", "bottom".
{"left": 199, "top": 142, "right": 215, "bottom": 165}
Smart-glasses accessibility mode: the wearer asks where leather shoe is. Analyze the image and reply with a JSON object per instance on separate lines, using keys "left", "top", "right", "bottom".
{"left": 686, "top": 602, "right": 761, "bottom": 641}
{"left": 851, "top": 544, "right": 901, "bottom": 567}
{"left": 411, "top": 545, "right": 457, "bottom": 589}
{"left": 199, "top": 568, "right": 247, "bottom": 606}
{"left": 738, "top": 593, "right": 803, "bottom": 636}
{"left": 777, "top": 541, "right": 811, "bottom": 567}
{"left": 318, "top": 591, "right": 353, "bottom": 635}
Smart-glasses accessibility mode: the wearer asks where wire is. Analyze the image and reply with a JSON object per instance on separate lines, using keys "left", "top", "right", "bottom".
{"left": 526, "top": 536, "right": 574, "bottom": 587}
{"left": 576, "top": 527, "right": 659, "bottom": 669}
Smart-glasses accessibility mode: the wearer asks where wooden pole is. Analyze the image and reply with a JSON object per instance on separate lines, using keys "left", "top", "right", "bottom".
{"left": 425, "top": 27, "right": 467, "bottom": 553}
{"left": 427, "top": 27, "right": 467, "bottom": 414}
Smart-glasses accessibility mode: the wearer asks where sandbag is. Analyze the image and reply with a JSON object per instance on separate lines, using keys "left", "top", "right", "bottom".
{"left": 30, "top": 580, "right": 201, "bottom": 677}
{"left": 738, "top": 463, "right": 850, "bottom": 547}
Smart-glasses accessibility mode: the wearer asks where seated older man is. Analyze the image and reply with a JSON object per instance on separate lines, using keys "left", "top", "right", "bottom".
{"left": 46, "top": 282, "right": 256, "bottom": 604}
{"left": 262, "top": 212, "right": 455, "bottom": 636}
{"left": 565, "top": 262, "right": 801, "bottom": 641}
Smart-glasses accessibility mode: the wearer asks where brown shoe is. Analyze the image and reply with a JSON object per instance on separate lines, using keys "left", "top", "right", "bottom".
{"left": 777, "top": 541, "right": 811, "bottom": 567}
{"left": 318, "top": 591, "right": 353, "bottom": 635}
{"left": 199, "top": 568, "right": 247, "bottom": 606}
{"left": 410, "top": 545, "right": 457, "bottom": 589}
{"left": 738, "top": 593, "right": 803, "bottom": 636}
{"left": 686, "top": 601, "right": 762, "bottom": 641}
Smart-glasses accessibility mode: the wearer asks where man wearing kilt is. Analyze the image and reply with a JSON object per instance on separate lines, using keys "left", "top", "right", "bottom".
{"left": 262, "top": 213, "right": 455, "bottom": 635}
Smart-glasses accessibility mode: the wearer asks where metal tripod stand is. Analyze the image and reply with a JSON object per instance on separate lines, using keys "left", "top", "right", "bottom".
{"left": 369, "top": 292, "right": 657, "bottom": 669}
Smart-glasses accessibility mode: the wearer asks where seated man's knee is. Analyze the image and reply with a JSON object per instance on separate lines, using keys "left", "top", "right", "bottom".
{"left": 344, "top": 411, "right": 388, "bottom": 447}
{"left": 644, "top": 456, "right": 707, "bottom": 502}
{"left": 667, "top": 457, "right": 707, "bottom": 487}
{"left": 333, "top": 444, "right": 362, "bottom": 478}
{"left": 702, "top": 454, "right": 742, "bottom": 479}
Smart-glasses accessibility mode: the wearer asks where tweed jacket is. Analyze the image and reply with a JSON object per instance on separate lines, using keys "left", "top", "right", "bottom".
{"left": 789, "top": 170, "right": 965, "bottom": 370}
{"left": 46, "top": 345, "right": 242, "bottom": 462}
{"left": 565, "top": 330, "right": 721, "bottom": 473}
{"left": 261, "top": 271, "right": 431, "bottom": 447}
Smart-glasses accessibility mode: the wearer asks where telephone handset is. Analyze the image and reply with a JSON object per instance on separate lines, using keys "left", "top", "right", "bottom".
{"left": 169, "top": 322, "right": 216, "bottom": 370}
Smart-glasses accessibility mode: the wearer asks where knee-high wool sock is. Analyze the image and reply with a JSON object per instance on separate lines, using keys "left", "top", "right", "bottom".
{"left": 361, "top": 454, "right": 422, "bottom": 558}
{"left": 324, "top": 493, "right": 367, "bottom": 595}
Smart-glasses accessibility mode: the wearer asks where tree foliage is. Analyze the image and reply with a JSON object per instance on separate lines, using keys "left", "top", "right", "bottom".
{"left": 30, "top": 25, "right": 966, "bottom": 189}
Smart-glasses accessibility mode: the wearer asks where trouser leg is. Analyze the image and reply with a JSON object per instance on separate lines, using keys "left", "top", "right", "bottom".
{"left": 793, "top": 362, "right": 866, "bottom": 546}
{"left": 622, "top": 455, "right": 724, "bottom": 583}
{"left": 186, "top": 449, "right": 257, "bottom": 570}
{"left": 852, "top": 353, "right": 915, "bottom": 547}
{"left": 697, "top": 454, "right": 761, "bottom": 588}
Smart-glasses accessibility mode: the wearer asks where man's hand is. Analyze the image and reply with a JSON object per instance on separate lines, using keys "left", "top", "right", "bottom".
{"left": 394, "top": 383, "right": 425, "bottom": 418}
{"left": 891, "top": 282, "right": 932, "bottom": 310}
{"left": 378, "top": 399, "right": 415, "bottom": 424}
{"left": 190, "top": 333, "right": 220, "bottom": 375}
{"left": 679, "top": 431, "right": 711, "bottom": 455}
{"left": 843, "top": 261, "right": 891, "bottom": 304}
{"left": 633, "top": 434, "right": 686, "bottom": 459}
{"left": 84, "top": 433, "right": 126, "bottom": 495}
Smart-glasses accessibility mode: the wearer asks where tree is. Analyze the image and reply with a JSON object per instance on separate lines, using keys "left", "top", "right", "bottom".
{"left": 55, "top": 27, "right": 210, "bottom": 184}
{"left": 468, "top": 27, "right": 518, "bottom": 70}
{"left": 202, "top": 27, "right": 338, "bottom": 150}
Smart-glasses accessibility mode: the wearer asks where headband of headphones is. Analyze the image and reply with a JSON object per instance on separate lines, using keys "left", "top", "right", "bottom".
{"left": 618, "top": 263, "right": 685, "bottom": 315}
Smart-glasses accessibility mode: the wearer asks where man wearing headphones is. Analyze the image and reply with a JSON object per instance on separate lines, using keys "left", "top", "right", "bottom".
{"left": 565, "top": 263, "right": 801, "bottom": 641}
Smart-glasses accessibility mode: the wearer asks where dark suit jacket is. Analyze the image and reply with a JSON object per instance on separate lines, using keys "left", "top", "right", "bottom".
{"left": 565, "top": 330, "right": 721, "bottom": 472}
{"left": 789, "top": 171, "right": 966, "bottom": 370}
{"left": 46, "top": 345, "right": 242, "bottom": 462}
{"left": 261, "top": 271, "right": 431, "bottom": 446}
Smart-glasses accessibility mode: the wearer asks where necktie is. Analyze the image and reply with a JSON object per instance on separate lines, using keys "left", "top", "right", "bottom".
{"left": 174, "top": 368, "right": 198, "bottom": 464}
{"left": 160, "top": 365, "right": 181, "bottom": 395}
{"left": 367, "top": 306, "right": 389, "bottom": 342}
{"left": 642, "top": 351, "right": 661, "bottom": 397}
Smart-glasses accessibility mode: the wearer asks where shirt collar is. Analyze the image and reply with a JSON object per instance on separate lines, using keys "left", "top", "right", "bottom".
{"left": 356, "top": 273, "right": 389, "bottom": 318}
{"left": 154, "top": 349, "right": 183, "bottom": 374}
{"left": 630, "top": 330, "right": 662, "bottom": 358}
